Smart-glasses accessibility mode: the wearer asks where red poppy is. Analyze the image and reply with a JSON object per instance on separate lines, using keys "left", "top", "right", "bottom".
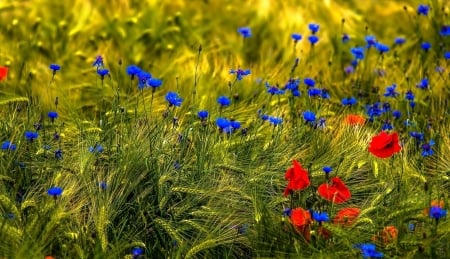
{"left": 344, "top": 114, "right": 365, "bottom": 126}
{"left": 290, "top": 208, "right": 312, "bottom": 242}
{"left": 368, "top": 131, "right": 401, "bottom": 158}
{"left": 333, "top": 207, "right": 360, "bottom": 226}
{"left": 372, "top": 225, "right": 398, "bottom": 244}
{"left": 0, "top": 66, "right": 8, "bottom": 81}
{"left": 318, "top": 177, "right": 351, "bottom": 203}
{"left": 283, "top": 160, "right": 310, "bottom": 196}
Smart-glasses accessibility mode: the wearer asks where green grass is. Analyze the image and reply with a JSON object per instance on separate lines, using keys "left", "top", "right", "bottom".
{"left": 0, "top": 0, "right": 450, "bottom": 258}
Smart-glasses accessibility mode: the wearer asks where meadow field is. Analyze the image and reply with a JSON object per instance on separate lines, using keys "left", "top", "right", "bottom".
{"left": 0, "top": 0, "right": 449, "bottom": 258}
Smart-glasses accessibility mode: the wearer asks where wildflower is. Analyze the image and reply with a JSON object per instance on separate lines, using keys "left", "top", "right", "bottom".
{"left": 444, "top": 52, "right": 450, "bottom": 60}
{"left": 47, "top": 187, "right": 63, "bottom": 197}
{"left": 89, "top": 144, "right": 104, "bottom": 153}
{"left": 266, "top": 82, "right": 285, "bottom": 95}
{"left": 291, "top": 33, "right": 302, "bottom": 42}
{"left": 394, "top": 37, "right": 406, "bottom": 45}
{"left": 323, "top": 166, "right": 332, "bottom": 174}
{"left": 92, "top": 55, "right": 103, "bottom": 67}
{"left": 392, "top": 110, "right": 401, "bottom": 119}
{"left": 268, "top": 116, "right": 282, "bottom": 126}
{"left": 229, "top": 68, "right": 251, "bottom": 80}
{"left": 137, "top": 71, "right": 152, "bottom": 90}
{"left": 321, "top": 88, "right": 330, "bottom": 99}
{"left": 416, "top": 78, "right": 429, "bottom": 89}
{"left": 421, "top": 140, "right": 435, "bottom": 157}
{"left": 344, "top": 114, "right": 365, "bottom": 126}
{"left": 342, "top": 97, "right": 357, "bottom": 106}
{"left": 217, "top": 96, "right": 231, "bottom": 106}
{"left": 441, "top": 25, "right": 450, "bottom": 37}
{"left": 375, "top": 43, "right": 389, "bottom": 54}
{"left": 48, "top": 111, "right": 58, "bottom": 122}
{"left": 307, "top": 88, "right": 321, "bottom": 97}
{"left": 381, "top": 121, "right": 393, "bottom": 131}
{"left": 1, "top": 140, "right": 16, "bottom": 151}
{"left": 131, "top": 247, "right": 144, "bottom": 259}
{"left": 429, "top": 206, "right": 447, "bottom": 220}
{"left": 384, "top": 84, "right": 399, "bottom": 97}
{"left": 405, "top": 90, "right": 415, "bottom": 100}
{"left": 237, "top": 27, "right": 251, "bottom": 38}
{"left": 283, "top": 208, "right": 292, "bottom": 217}
{"left": 303, "top": 110, "right": 316, "bottom": 122}
{"left": 308, "top": 23, "right": 320, "bottom": 34}
{"left": 344, "top": 65, "right": 354, "bottom": 74}
{"left": 373, "top": 226, "right": 398, "bottom": 244}
{"left": 303, "top": 78, "right": 315, "bottom": 87}
{"left": 290, "top": 208, "right": 313, "bottom": 241}
{"left": 333, "top": 207, "right": 360, "bottom": 226}
{"left": 421, "top": 42, "right": 431, "bottom": 51}
{"left": 417, "top": 4, "right": 430, "bottom": 16}
{"left": 54, "top": 149, "right": 62, "bottom": 160}
{"left": 318, "top": 177, "right": 351, "bottom": 203}
{"left": 366, "top": 103, "right": 383, "bottom": 119}
{"left": 410, "top": 132, "right": 424, "bottom": 141}
{"left": 230, "top": 120, "right": 241, "bottom": 130}
{"left": 198, "top": 110, "right": 209, "bottom": 121}
{"left": 368, "top": 131, "right": 401, "bottom": 158}
{"left": 24, "top": 131, "right": 39, "bottom": 142}
{"left": 354, "top": 243, "right": 384, "bottom": 258}
{"left": 365, "top": 35, "right": 377, "bottom": 48}
{"left": 342, "top": 33, "right": 350, "bottom": 43}
{"left": 312, "top": 211, "right": 329, "bottom": 222}
{"left": 284, "top": 78, "right": 300, "bottom": 90}
{"left": 0, "top": 66, "right": 8, "bottom": 81}
{"left": 308, "top": 35, "right": 319, "bottom": 45}
{"left": 283, "top": 160, "right": 310, "bottom": 196}
{"left": 147, "top": 78, "right": 162, "bottom": 89}
{"left": 216, "top": 118, "right": 231, "bottom": 132}
{"left": 97, "top": 69, "right": 109, "bottom": 80}
{"left": 382, "top": 102, "right": 390, "bottom": 113}
{"left": 261, "top": 114, "right": 269, "bottom": 121}
{"left": 317, "top": 117, "right": 326, "bottom": 129}
{"left": 165, "top": 92, "right": 183, "bottom": 107}
{"left": 409, "top": 101, "right": 416, "bottom": 109}
{"left": 351, "top": 47, "right": 365, "bottom": 60}
{"left": 126, "top": 65, "right": 141, "bottom": 78}
{"left": 99, "top": 181, "right": 107, "bottom": 190}
{"left": 49, "top": 64, "right": 61, "bottom": 74}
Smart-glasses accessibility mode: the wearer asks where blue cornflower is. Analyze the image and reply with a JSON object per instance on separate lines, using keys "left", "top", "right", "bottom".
{"left": 312, "top": 211, "right": 329, "bottom": 222}
{"left": 89, "top": 145, "right": 104, "bottom": 154}
{"left": 342, "top": 33, "right": 350, "bottom": 43}
{"left": 308, "top": 23, "right": 320, "bottom": 34}
{"left": 384, "top": 84, "right": 399, "bottom": 97}
{"left": 92, "top": 55, "right": 104, "bottom": 68}
{"left": 284, "top": 79, "right": 300, "bottom": 90}
{"left": 99, "top": 181, "right": 107, "bottom": 190}
{"left": 137, "top": 71, "right": 152, "bottom": 90}
{"left": 147, "top": 78, "right": 162, "bottom": 89}
{"left": 1, "top": 140, "right": 16, "bottom": 151}
{"left": 366, "top": 103, "right": 383, "bottom": 118}
{"left": 321, "top": 89, "right": 330, "bottom": 99}
{"left": 351, "top": 59, "right": 358, "bottom": 68}
{"left": 405, "top": 90, "right": 415, "bottom": 101}
{"left": 126, "top": 65, "right": 141, "bottom": 77}
{"left": 375, "top": 42, "right": 389, "bottom": 54}
{"left": 429, "top": 206, "right": 447, "bottom": 220}
{"left": 444, "top": 52, "right": 450, "bottom": 60}
{"left": 47, "top": 187, "right": 63, "bottom": 197}
{"left": 409, "top": 101, "right": 416, "bottom": 109}
{"left": 441, "top": 25, "right": 450, "bottom": 37}
{"left": 54, "top": 149, "right": 62, "bottom": 160}
{"left": 49, "top": 64, "right": 61, "bottom": 73}
{"left": 308, "top": 35, "right": 319, "bottom": 45}
{"left": 303, "top": 111, "right": 316, "bottom": 122}
{"left": 230, "top": 120, "right": 241, "bottom": 130}
{"left": 354, "top": 243, "right": 384, "bottom": 258}
{"left": 131, "top": 247, "right": 144, "bottom": 259}
{"left": 282, "top": 208, "right": 292, "bottom": 217}
{"left": 291, "top": 89, "right": 301, "bottom": 97}
{"left": 216, "top": 118, "right": 231, "bottom": 130}
{"left": 24, "top": 131, "right": 39, "bottom": 142}
{"left": 392, "top": 110, "right": 401, "bottom": 119}
{"left": 344, "top": 65, "right": 354, "bottom": 74}
{"left": 266, "top": 82, "right": 285, "bottom": 95}
{"left": 261, "top": 114, "right": 269, "bottom": 121}
{"left": 308, "top": 88, "right": 321, "bottom": 97}
{"left": 217, "top": 96, "right": 231, "bottom": 107}
{"left": 417, "top": 4, "right": 430, "bottom": 16}
{"left": 48, "top": 111, "right": 58, "bottom": 122}
{"left": 351, "top": 47, "right": 365, "bottom": 60}
{"left": 304, "top": 78, "right": 315, "bottom": 87}
{"left": 165, "top": 92, "right": 183, "bottom": 107}
{"left": 292, "top": 33, "right": 302, "bottom": 42}
{"left": 198, "top": 110, "right": 209, "bottom": 120}
{"left": 323, "top": 166, "right": 332, "bottom": 174}
{"left": 268, "top": 116, "right": 282, "bottom": 126}
{"left": 410, "top": 132, "right": 424, "bottom": 141}
{"left": 230, "top": 68, "right": 251, "bottom": 80}
{"left": 317, "top": 117, "right": 326, "bottom": 129}
{"left": 97, "top": 69, "right": 109, "bottom": 78}
{"left": 421, "top": 42, "right": 431, "bottom": 51}
{"left": 365, "top": 35, "right": 377, "bottom": 48}
{"left": 342, "top": 97, "right": 357, "bottom": 106}
{"left": 421, "top": 140, "right": 435, "bottom": 157}
{"left": 394, "top": 37, "right": 406, "bottom": 45}
{"left": 416, "top": 78, "right": 429, "bottom": 89}
{"left": 382, "top": 121, "right": 393, "bottom": 131}
{"left": 238, "top": 27, "right": 252, "bottom": 38}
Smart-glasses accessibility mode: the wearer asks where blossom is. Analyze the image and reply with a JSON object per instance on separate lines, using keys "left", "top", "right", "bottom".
{"left": 89, "top": 144, "right": 104, "bottom": 153}
{"left": 198, "top": 110, "right": 209, "bottom": 120}
{"left": 137, "top": 71, "right": 152, "bottom": 89}
{"left": 1, "top": 140, "right": 16, "bottom": 151}
{"left": 405, "top": 90, "right": 415, "bottom": 100}
{"left": 416, "top": 78, "right": 429, "bottom": 89}
{"left": 0, "top": 66, "right": 8, "bottom": 81}
{"left": 392, "top": 110, "right": 401, "bottom": 119}
{"left": 54, "top": 149, "right": 63, "bottom": 160}
{"left": 165, "top": 92, "right": 183, "bottom": 107}
{"left": 318, "top": 177, "right": 351, "bottom": 203}
{"left": 126, "top": 65, "right": 141, "bottom": 77}
{"left": 24, "top": 131, "right": 39, "bottom": 142}
{"left": 307, "top": 88, "right": 321, "bottom": 97}
{"left": 421, "top": 140, "right": 435, "bottom": 157}
{"left": 49, "top": 64, "right": 61, "bottom": 73}
{"left": 308, "top": 23, "right": 320, "bottom": 34}
{"left": 417, "top": 4, "right": 430, "bottom": 16}
{"left": 303, "top": 111, "right": 316, "bottom": 122}
{"left": 322, "top": 166, "right": 332, "bottom": 174}
{"left": 237, "top": 27, "right": 251, "bottom": 38}
{"left": 384, "top": 84, "right": 399, "bottom": 97}
{"left": 394, "top": 37, "right": 406, "bottom": 45}
{"left": 283, "top": 160, "right": 310, "bottom": 196}
{"left": 444, "top": 52, "right": 450, "bottom": 60}
{"left": 268, "top": 116, "right": 282, "bottom": 126}
{"left": 48, "top": 111, "right": 58, "bottom": 122}
{"left": 351, "top": 47, "right": 365, "bottom": 60}
{"left": 368, "top": 131, "right": 401, "bottom": 158}
{"left": 99, "top": 182, "right": 107, "bottom": 190}
{"left": 308, "top": 35, "right": 319, "bottom": 45}
{"left": 354, "top": 243, "right": 384, "bottom": 258}
{"left": 229, "top": 68, "right": 251, "bottom": 80}
{"left": 342, "top": 33, "right": 350, "bottom": 43}
{"left": 97, "top": 69, "right": 109, "bottom": 79}
{"left": 373, "top": 226, "right": 398, "bottom": 244}
{"left": 216, "top": 118, "right": 231, "bottom": 132}
{"left": 131, "top": 247, "right": 144, "bottom": 259}
{"left": 266, "top": 82, "right": 285, "bottom": 95}
{"left": 92, "top": 55, "right": 104, "bottom": 67}
{"left": 217, "top": 96, "right": 231, "bottom": 107}
{"left": 344, "top": 114, "right": 365, "bottom": 126}
{"left": 290, "top": 208, "right": 312, "bottom": 228}
{"left": 342, "top": 97, "right": 357, "bottom": 106}
{"left": 47, "top": 187, "right": 63, "bottom": 197}
{"left": 365, "top": 35, "right": 377, "bottom": 48}
{"left": 375, "top": 43, "right": 389, "bottom": 54}
{"left": 421, "top": 42, "right": 431, "bottom": 51}
{"left": 333, "top": 207, "right": 360, "bottom": 226}
{"left": 441, "top": 25, "right": 450, "bottom": 37}
{"left": 312, "top": 211, "right": 329, "bottom": 222}
{"left": 303, "top": 78, "right": 315, "bottom": 87}
{"left": 291, "top": 33, "right": 302, "bottom": 42}
{"left": 147, "top": 78, "right": 162, "bottom": 89}
{"left": 429, "top": 206, "right": 447, "bottom": 220}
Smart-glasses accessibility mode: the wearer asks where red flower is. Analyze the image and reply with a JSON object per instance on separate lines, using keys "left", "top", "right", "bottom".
{"left": 333, "top": 207, "right": 360, "bottom": 226}
{"left": 368, "top": 131, "right": 401, "bottom": 158}
{"left": 0, "top": 66, "right": 8, "bottom": 81}
{"left": 290, "top": 208, "right": 312, "bottom": 242}
{"left": 318, "top": 177, "right": 351, "bottom": 203}
{"left": 372, "top": 225, "right": 398, "bottom": 244}
{"left": 344, "top": 114, "right": 365, "bottom": 126}
{"left": 283, "top": 160, "right": 310, "bottom": 196}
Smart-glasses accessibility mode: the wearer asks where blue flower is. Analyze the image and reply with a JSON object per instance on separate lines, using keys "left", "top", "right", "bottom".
{"left": 291, "top": 33, "right": 302, "bottom": 42}
{"left": 375, "top": 42, "right": 389, "bottom": 54}
{"left": 344, "top": 65, "right": 354, "bottom": 74}
{"left": 405, "top": 90, "right": 415, "bottom": 101}
{"left": 444, "top": 52, "right": 450, "bottom": 60}
{"left": 321, "top": 89, "right": 330, "bottom": 99}
{"left": 382, "top": 121, "right": 393, "bottom": 131}
{"left": 323, "top": 166, "right": 332, "bottom": 174}
{"left": 49, "top": 64, "right": 61, "bottom": 72}
{"left": 416, "top": 78, "right": 429, "bottom": 89}
{"left": 229, "top": 68, "right": 251, "bottom": 80}
{"left": 441, "top": 25, "right": 450, "bottom": 37}
{"left": 429, "top": 206, "right": 447, "bottom": 220}
{"left": 308, "top": 88, "right": 321, "bottom": 97}
{"left": 351, "top": 47, "right": 365, "bottom": 60}
{"left": 131, "top": 247, "right": 144, "bottom": 258}
{"left": 304, "top": 78, "right": 315, "bottom": 87}
{"left": 24, "top": 131, "right": 39, "bottom": 142}
{"left": 217, "top": 96, "right": 231, "bottom": 106}
{"left": 47, "top": 187, "right": 63, "bottom": 197}
{"left": 342, "top": 97, "right": 357, "bottom": 106}
{"left": 238, "top": 27, "right": 252, "bottom": 38}
{"left": 198, "top": 110, "right": 209, "bottom": 120}
{"left": 308, "top": 23, "right": 320, "bottom": 34}
{"left": 97, "top": 69, "right": 109, "bottom": 78}
{"left": 266, "top": 82, "right": 285, "bottom": 95}
{"left": 284, "top": 79, "right": 300, "bottom": 90}
{"left": 99, "top": 181, "right": 107, "bottom": 190}
{"left": 137, "top": 71, "right": 152, "bottom": 90}
{"left": 410, "top": 132, "right": 424, "bottom": 141}
{"left": 384, "top": 84, "right": 399, "bottom": 97}
{"left": 54, "top": 149, "right": 63, "bottom": 160}
{"left": 282, "top": 208, "right": 292, "bottom": 217}
{"left": 365, "top": 35, "right": 377, "bottom": 48}
{"left": 48, "top": 111, "right": 58, "bottom": 122}
{"left": 354, "top": 243, "right": 384, "bottom": 258}
{"left": 317, "top": 117, "right": 326, "bottom": 129}
{"left": 303, "top": 111, "right": 316, "bottom": 122}
{"left": 126, "top": 65, "right": 141, "bottom": 77}
{"left": 308, "top": 35, "right": 319, "bottom": 45}
{"left": 417, "top": 4, "right": 430, "bottom": 16}
{"left": 394, "top": 37, "right": 406, "bottom": 45}
{"left": 89, "top": 144, "right": 104, "bottom": 153}
{"left": 392, "top": 110, "right": 401, "bottom": 119}
{"left": 342, "top": 33, "right": 350, "bottom": 43}
{"left": 421, "top": 42, "right": 431, "bottom": 51}
{"left": 312, "top": 211, "right": 329, "bottom": 222}
{"left": 366, "top": 103, "right": 383, "bottom": 119}
{"left": 421, "top": 140, "right": 435, "bottom": 157}
{"left": 147, "top": 78, "right": 162, "bottom": 88}
{"left": 1, "top": 141, "right": 16, "bottom": 151}
{"left": 216, "top": 118, "right": 231, "bottom": 130}
{"left": 92, "top": 55, "right": 104, "bottom": 67}
{"left": 165, "top": 92, "right": 183, "bottom": 107}
{"left": 268, "top": 116, "right": 282, "bottom": 126}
